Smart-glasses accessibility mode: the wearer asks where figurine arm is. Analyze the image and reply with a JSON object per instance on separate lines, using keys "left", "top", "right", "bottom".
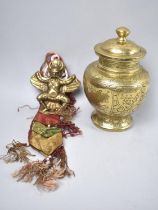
{"left": 60, "top": 75, "right": 76, "bottom": 85}
{"left": 35, "top": 72, "right": 49, "bottom": 83}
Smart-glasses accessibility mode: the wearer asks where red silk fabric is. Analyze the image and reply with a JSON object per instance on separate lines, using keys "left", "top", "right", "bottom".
{"left": 34, "top": 112, "right": 60, "bottom": 126}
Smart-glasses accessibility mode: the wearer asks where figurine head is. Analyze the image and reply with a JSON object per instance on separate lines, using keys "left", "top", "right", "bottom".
{"left": 40, "top": 52, "right": 67, "bottom": 78}
{"left": 48, "top": 59, "right": 64, "bottom": 77}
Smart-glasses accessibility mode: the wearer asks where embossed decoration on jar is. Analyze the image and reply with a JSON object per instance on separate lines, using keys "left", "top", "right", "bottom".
{"left": 83, "top": 27, "right": 150, "bottom": 131}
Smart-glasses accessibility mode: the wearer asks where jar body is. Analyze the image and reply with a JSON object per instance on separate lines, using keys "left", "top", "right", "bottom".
{"left": 83, "top": 58, "right": 150, "bottom": 131}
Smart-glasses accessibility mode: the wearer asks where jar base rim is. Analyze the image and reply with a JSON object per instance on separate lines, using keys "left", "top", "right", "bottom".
{"left": 91, "top": 111, "right": 133, "bottom": 132}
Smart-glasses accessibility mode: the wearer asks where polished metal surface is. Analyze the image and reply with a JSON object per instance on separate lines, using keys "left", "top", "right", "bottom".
{"left": 83, "top": 27, "right": 150, "bottom": 131}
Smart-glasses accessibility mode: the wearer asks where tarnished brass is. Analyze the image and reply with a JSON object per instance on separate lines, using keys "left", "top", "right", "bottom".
{"left": 30, "top": 54, "right": 80, "bottom": 155}
{"left": 31, "top": 58, "right": 80, "bottom": 115}
{"left": 83, "top": 27, "right": 150, "bottom": 131}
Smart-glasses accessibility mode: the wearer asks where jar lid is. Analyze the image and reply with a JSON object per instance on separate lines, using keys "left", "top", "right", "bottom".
{"left": 94, "top": 27, "right": 146, "bottom": 60}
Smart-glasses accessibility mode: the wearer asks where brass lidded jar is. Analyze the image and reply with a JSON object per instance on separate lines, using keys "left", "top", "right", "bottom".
{"left": 83, "top": 27, "right": 150, "bottom": 131}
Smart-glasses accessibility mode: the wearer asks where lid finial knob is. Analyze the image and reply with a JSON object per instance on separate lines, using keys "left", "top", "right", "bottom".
{"left": 116, "top": 27, "right": 130, "bottom": 44}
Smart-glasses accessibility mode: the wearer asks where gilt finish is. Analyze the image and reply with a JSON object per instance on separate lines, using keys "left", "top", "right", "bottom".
{"left": 31, "top": 58, "right": 80, "bottom": 115}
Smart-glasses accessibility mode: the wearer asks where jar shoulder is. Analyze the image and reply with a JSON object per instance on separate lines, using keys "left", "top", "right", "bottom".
{"left": 84, "top": 61, "right": 150, "bottom": 90}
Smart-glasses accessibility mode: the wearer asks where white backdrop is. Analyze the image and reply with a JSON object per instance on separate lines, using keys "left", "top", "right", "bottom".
{"left": 0, "top": 0, "right": 158, "bottom": 210}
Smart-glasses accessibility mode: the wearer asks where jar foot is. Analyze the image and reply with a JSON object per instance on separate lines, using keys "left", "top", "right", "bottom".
{"left": 91, "top": 111, "right": 132, "bottom": 131}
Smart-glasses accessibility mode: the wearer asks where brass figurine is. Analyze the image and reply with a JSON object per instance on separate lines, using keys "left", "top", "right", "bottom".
{"left": 83, "top": 27, "right": 150, "bottom": 131}
{"left": 1, "top": 52, "right": 82, "bottom": 191}
{"left": 29, "top": 53, "right": 81, "bottom": 156}
{"left": 31, "top": 56, "right": 80, "bottom": 114}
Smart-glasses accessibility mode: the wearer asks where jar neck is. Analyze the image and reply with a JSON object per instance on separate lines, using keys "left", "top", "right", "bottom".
{"left": 98, "top": 56, "right": 140, "bottom": 74}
